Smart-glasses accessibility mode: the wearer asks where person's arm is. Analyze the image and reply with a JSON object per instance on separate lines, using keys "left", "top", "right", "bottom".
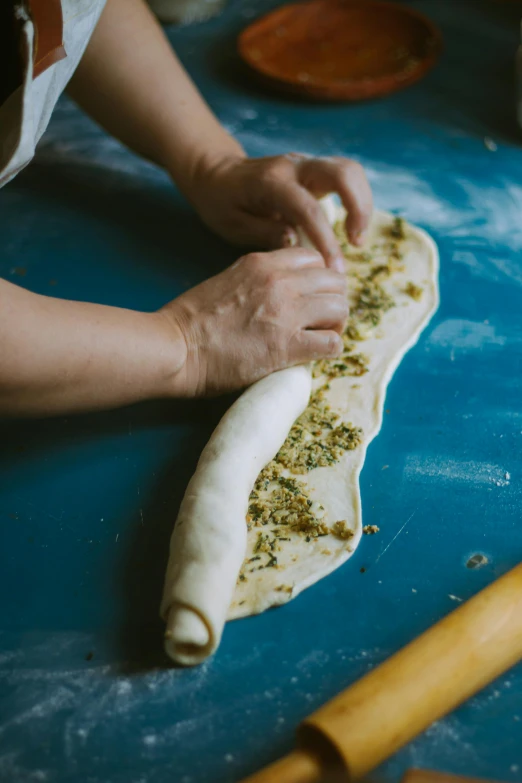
{"left": 68, "top": 0, "right": 241, "bottom": 197}
{"left": 0, "top": 247, "right": 347, "bottom": 417}
{"left": 0, "top": 277, "right": 183, "bottom": 416}
{"left": 68, "top": 0, "right": 372, "bottom": 271}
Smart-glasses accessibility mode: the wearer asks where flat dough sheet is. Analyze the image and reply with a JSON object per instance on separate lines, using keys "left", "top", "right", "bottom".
{"left": 161, "top": 197, "right": 439, "bottom": 665}
{"left": 228, "top": 200, "right": 439, "bottom": 619}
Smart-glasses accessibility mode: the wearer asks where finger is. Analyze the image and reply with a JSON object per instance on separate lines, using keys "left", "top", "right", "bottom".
{"left": 290, "top": 329, "right": 344, "bottom": 363}
{"left": 293, "top": 267, "right": 347, "bottom": 296}
{"left": 258, "top": 246, "right": 326, "bottom": 271}
{"left": 300, "top": 293, "right": 349, "bottom": 332}
{"left": 229, "top": 213, "right": 295, "bottom": 251}
{"left": 298, "top": 157, "right": 373, "bottom": 247}
{"left": 272, "top": 183, "right": 345, "bottom": 272}
{"left": 335, "top": 163, "right": 373, "bottom": 246}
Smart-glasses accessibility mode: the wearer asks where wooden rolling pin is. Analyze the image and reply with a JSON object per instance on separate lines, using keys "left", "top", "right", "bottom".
{"left": 240, "top": 562, "right": 522, "bottom": 783}
{"left": 402, "top": 770, "right": 504, "bottom": 783}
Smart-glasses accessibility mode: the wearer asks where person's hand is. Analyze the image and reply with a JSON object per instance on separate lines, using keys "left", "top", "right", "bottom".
{"left": 186, "top": 153, "right": 373, "bottom": 273}
{"left": 159, "top": 247, "right": 348, "bottom": 396}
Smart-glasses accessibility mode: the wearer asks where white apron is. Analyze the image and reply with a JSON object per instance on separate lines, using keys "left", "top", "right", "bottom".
{"left": 0, "top": 0, "right": 106, "bottom": 189}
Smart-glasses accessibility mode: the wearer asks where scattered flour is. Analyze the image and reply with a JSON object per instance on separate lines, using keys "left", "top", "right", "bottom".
{"left": 0, "top": 752, "right": 49, "bottom": 782}
{"left": 238, "top": 109, "right": 258, "bottom": 121}
{"left": 405, "top": 456, "right": 511, "bottom": 487}
{"left": 426, "top": 319, "right": 507, "bottom": 352}
{"left": 296, "top": 649, "right": 330, "bottom": 673}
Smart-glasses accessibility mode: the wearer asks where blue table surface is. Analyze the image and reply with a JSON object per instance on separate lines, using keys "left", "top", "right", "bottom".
{"left": 1, "top": 1, "right": 522, "bottom": 781}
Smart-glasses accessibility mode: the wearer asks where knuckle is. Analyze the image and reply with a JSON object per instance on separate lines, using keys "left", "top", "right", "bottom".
{"left": 342, "top": 159, "right": 364, "bottom": 176}
{"left": 243, "top": 251, "right": 266, "bottom": 267}
{"left": 264, "top": 270, "right": 279, "bottom": 289}
{"left": 262, "top": 267, "right": 286, "bottom": 292}
{"left": 273, "top": 155, "right": 295, "bottom": 172}
{"left": 258, "top": 169, "right": 276, "bottom": 190}
{"left": 260, "top": 158, "right": 285, "bottom": 184}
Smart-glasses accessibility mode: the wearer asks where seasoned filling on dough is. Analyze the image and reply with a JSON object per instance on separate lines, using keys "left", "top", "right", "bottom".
{"left": 312, "top": 350, "right": 368, "bottom": 380}
{"left": 332, "top": 520, "right": 354, "bottom": 540}
{"left": 244, "top": 217, "right": 407, "bottom": 558}
{"left": 276, "top": 388, "right": 363, "bottom": 474}
{"left": 405, "top": 281, "right": 423, "bottom": 300}
{"left": 389, "top": 215, "right": 406, "bottom": 240}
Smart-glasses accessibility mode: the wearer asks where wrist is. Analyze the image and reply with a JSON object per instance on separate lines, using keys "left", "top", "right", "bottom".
{"left": 147, "top": 308, "right": 190, "bottom": 398}
{"left": 166, "top": 139, "right": 246, "bottom": 205}
{"left": 153, "top": 303, "right": 206, "bottom": 398}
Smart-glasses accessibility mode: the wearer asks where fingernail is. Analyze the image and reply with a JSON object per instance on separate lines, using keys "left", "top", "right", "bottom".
{"left": 333, "top": 256, "right": 345, "bottom": 274}
{"left": 330, "top": 336, "right": 344, "bottom": 356}
{"left": 353, "top": 230, "right": 367, "bottom": 247}
{"left": 283, "top": 228, "right": 298, "bottom": 247}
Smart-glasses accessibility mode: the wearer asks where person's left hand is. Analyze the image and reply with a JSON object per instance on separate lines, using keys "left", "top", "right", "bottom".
{"left": 186, "top": 153, "right": 373, "bottom": 273}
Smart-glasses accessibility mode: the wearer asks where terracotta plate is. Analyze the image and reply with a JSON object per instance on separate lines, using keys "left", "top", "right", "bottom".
{"left": 238, "top": 0, "right": 442, "bottom": 101}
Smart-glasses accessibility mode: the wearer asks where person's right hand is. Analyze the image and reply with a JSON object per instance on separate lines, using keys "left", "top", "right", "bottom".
{"left": 159, "top": 247, "right": 348, "bottom": 397}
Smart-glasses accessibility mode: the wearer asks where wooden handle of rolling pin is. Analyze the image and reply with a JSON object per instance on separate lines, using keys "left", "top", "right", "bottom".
{"left": 240, "top": 562, "right": 522, "bottom": 783}
{"left": 402, "top": 770, "right": 504, "bottom": 783}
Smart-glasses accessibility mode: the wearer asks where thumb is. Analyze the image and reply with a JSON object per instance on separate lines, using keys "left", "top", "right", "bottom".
{"left": 291, "top": 329, "right": 344, "bottom": 364}
{"left": 237, "top": 215, "right": 298, "bottom": 250}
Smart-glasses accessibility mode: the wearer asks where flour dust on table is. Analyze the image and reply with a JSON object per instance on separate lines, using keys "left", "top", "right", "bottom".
{"left": 161, "top": 196, "right": 439, "bottom": 665}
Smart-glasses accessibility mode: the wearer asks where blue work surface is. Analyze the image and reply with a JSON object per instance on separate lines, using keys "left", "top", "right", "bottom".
{"left": 1, "top": 1, "right": 522, "bottom": 781}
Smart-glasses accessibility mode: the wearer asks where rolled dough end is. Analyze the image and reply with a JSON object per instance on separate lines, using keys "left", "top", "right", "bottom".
{"left": 164, "top": 604, "right": 212, "bottom": 666}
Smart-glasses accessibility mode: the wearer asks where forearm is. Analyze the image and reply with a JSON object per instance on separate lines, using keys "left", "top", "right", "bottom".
{"left": 0, "top": 279, "right": 185, "bottom": 417}
{"left": 68, "top": 0, "right": 243, "bottom": 198}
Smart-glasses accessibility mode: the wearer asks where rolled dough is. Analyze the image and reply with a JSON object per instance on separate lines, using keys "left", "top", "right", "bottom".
{"left": 160, "top": 365, "right": 312, "bottom": 666}
{"left": 161, "top": 196, "right": 439, "bottom": 665}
